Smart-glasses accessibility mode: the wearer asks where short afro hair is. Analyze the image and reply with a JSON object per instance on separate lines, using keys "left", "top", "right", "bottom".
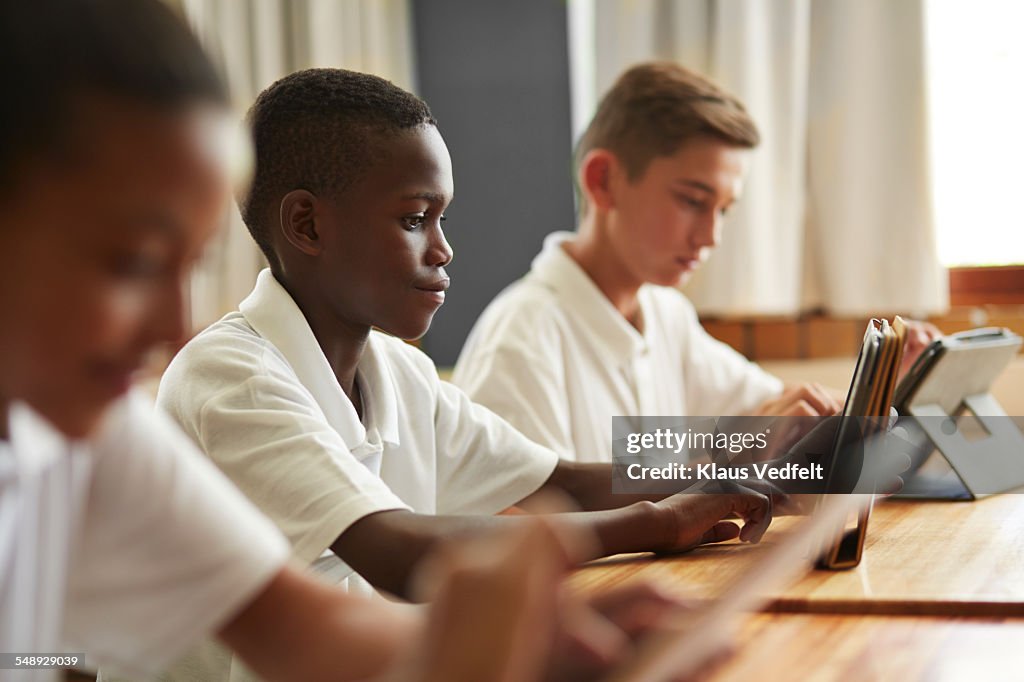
{"left": 240, "top": 68, "right": 437, "bottom": 270}
{"left": 0, "top": 0, "right": 227, "bottom": 188}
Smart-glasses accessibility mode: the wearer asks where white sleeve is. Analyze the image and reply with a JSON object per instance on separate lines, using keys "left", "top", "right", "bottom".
{"left": 159, "top": 337, "right": 411, "bottom": 566}
{"left": 62, "top": 393, "right": 291, "bottom": 679}
{"left": 679, "top": 302, "right": 783, "bottom": 416}
{"left": 433, "top": 378, "right": 559, "bottom": 515}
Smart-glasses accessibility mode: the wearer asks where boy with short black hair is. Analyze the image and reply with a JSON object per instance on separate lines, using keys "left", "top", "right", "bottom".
{"left": 157, "top": 67, "right": 773, "bottom": 605}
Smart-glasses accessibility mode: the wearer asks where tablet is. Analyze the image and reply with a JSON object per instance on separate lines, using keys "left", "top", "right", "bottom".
{"left": 817, "top": 317, "right": 905, "bottom": 568}
{"left": 893, "top": 327, "right": 1023, "bottom": 498}
{"left": 602, "top": 322, "right": 903, "bottom": 680}
{"left": 895, "top": 327, "right": 1021, "bottom": 416}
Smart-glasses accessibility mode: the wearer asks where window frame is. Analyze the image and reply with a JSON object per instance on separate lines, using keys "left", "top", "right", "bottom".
{"left": 949, "top": 265, "right": 1024, "bottom": 306}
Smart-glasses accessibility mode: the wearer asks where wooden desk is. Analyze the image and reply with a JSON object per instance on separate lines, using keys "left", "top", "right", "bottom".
{"left": 706, "top": 614, "right": 1024, "bottom": 681}
{"left": 572, "top": 495, "right": 1024, "bottom": 616}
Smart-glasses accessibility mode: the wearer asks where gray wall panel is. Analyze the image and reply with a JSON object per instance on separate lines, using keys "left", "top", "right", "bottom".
{"left": 412, "top": 0, "right": 576, "bottom": 366}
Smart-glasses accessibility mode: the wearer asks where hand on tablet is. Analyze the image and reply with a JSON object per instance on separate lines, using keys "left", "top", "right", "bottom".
{"left": 652, "top": 487, "right": 773, "bottom": 552}
{"left": 753, "top": 382, "right": 841, "bottom": 418}
{"left": 898, "top": 319, "right": 942, "bottom": 379}
{"left": 775, "top": 411, "right": 910, "bottom": 499}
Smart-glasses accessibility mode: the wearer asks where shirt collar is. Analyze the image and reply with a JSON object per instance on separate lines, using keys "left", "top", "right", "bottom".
{"left": 239, "top": 269, "right": 400, "bottom": 449}
{"left": 529, "top": 232, "right": 651, "bottom": 365}
{"left": 0, "top": 402, "right": 71, "bottom": 482}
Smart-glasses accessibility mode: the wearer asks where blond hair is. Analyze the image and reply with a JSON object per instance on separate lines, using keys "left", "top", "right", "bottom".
{"left": 576, "top": 62, "right": 759, "bottom": 210}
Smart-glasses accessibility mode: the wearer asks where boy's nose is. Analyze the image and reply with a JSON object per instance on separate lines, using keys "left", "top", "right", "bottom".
{"left": 428, "top": 224, "right": 454, "bottom": 267}
{"left": 693, "top": 212, "right": 722, "bottom": 250}
{"left": 149, "top": 279, "right": 189, "bottom": 346}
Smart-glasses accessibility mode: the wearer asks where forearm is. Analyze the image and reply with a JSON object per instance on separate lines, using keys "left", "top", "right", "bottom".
{"left": 557, "top": 501, "right": 670, "bottom": 556}
{"left": 331, "top": 510, "right": 528, "bottom": 598}
{"left": 221, "top": 566, "right": 421, "bottom": 682}
{"left": 529, "top": 460, "right": 672, "bottom": 511}
{"left": 332, "top": 505, "right": 671, "bottom": 599}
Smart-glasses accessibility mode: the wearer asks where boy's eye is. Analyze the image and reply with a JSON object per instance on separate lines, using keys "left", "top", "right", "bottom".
{"left": 402, "top": 214, "right": 427, "bottom": 230}
{"left": 402, "top": 213, "right": 447, "bottom": 230}
{"left": 675, "top": 194, "right": 706, "bottom": 211}
{"left": 107, "top": 248, "right": 170, "bottom": 279}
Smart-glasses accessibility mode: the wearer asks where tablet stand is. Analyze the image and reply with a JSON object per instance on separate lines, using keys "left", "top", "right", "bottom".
{"left": 901, "top": 394, "right": 1024, "bottom": 499}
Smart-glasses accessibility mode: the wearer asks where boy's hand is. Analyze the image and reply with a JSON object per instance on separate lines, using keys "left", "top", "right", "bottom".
{"left": 769, "top": 411, "right": 910, "bottom": 500}
{"left": 400, "top": 517, "right": 583, "bottom": 682}
{"left": 396, "top": 517, "right": 699, "bottom": 682}
{"left": 650, "top": 487, "right": 773, "bottom": 552}
{"left": 753, "top": 382, "right": 841, "bottom": 418}
{"left": 898, "top": 319, "right": 942, "bottom": 379}
{"left": 546, "top": 581, "right": 693, "bottom": 681}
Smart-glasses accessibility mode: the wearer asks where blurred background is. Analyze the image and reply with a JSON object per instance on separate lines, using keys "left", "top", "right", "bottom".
{"left": 167, "top": 0, "right": 1024, "bottom": 374}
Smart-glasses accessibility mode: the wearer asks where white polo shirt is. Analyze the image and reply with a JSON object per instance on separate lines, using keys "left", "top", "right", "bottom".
{"left": 452, "top": 232, "right": 783, "bottom": 463}
{"left": 0, "top": 393, "right": 289, "bottom": 681}
{"left": 157, "top": 268, "right": 560, "bottom": 595}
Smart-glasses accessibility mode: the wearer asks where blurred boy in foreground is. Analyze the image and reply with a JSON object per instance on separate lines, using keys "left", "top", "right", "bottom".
{"left": 0, "top": 3, "right": 688, "bottom": 680}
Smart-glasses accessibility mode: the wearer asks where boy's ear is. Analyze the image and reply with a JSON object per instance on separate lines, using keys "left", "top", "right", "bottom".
{"left": 278, "top": 189, "right": 321, "bottom": 256}
{"left": 579, "top": 149, "right": 618, "bottom": 212}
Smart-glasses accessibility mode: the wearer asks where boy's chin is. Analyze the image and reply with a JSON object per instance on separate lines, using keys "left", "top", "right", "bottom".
{"left": 674, "top": 271, "right": 694, "bottom": 287}
{"left": 379, "top": 316, "right": 434, "bottom": 342}
{"left": 650, "top": 270, "right": 691, "bottom": 288}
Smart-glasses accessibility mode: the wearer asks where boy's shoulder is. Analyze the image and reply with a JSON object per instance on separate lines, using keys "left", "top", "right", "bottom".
{"left": 486, "top": 261, "right": 700, "bottom": 330}
{"left": 473, "top": 275, "right": 576, "bottom": 341}
{"left": 166, "top": 311, "right": 284, "bottom": 375}
{"left": 157, "top": 311, "right": 298, "bottom": 411}
{"left": 450, "top": 276, "right": 579, "bottom": 386}
{"left": 164, "top": 314, "right": 439, "bottom": 389}
{"left": 469, "top": 278, "right": 698, "bottom": 349}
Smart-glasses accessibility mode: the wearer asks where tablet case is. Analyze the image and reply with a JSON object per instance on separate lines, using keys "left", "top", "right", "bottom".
{"left": 818, "top": 317, "right": 906, "bottom": 570}
{"left": 893, "top": 328, "right": 1024, "bottom": 500}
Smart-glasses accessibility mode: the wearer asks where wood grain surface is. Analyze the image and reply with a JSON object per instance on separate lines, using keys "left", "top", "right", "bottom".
{"left": 572, "top": 495, "right": 1024, "bottom": 616}
{"left": 705, "top": 614, "right": 1024, "bottom": 681}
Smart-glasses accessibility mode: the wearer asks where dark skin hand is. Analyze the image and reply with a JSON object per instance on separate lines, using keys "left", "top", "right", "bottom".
{"left": 332, "top": 490, "right": 771, "bottom": 599}
{"left": 331, "top": 460, "right": 779, "bottom": 599}
{"left": 332, "top": 415, "right": 918, "bottom": 598}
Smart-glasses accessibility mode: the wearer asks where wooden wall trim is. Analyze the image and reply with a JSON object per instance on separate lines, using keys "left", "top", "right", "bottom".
{"left": 701, "top": 306, "right": 1024, "bottom": 361}
{"left": 949, "top": 265, "right": 1024, "bottom": 306}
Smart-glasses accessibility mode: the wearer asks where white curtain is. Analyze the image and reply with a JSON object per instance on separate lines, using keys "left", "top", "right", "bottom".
{"left": 803, "top": 0, "right": 945, "bottom": 316}
{"left": 173, "top": 0, "right": 415, "bottom": 329}
{"left": 569, "top": 0, "right": 947, "bottom": 317}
